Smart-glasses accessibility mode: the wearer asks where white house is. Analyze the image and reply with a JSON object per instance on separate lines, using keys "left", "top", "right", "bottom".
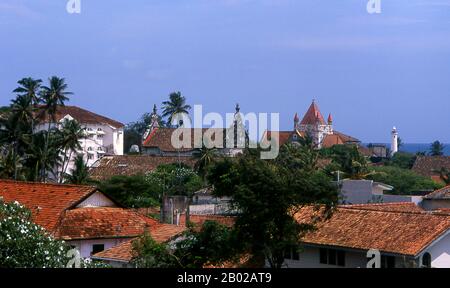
{"left": 34, "top": 105, "right": 124, "bottom": 179}
{"left": 0, "top": 180, "right": 184, "bottom": 259}
{"left": 288, "top": 203, "right": 450, "bottom": 268}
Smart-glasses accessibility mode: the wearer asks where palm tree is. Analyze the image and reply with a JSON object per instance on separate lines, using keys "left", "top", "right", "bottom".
{"left": 161, "top": 92, "right": 191, "bottom": 126}
{"left": 10, "top": 94, "right": 33, "bottom": 133}
{"left": 193, "top": 145, "right": 218, "bottom": 179}
{"left": 64, "top": 155, "right": 89, "bottom": 185}
{"left": 57, "top": 119, "right": 85, "bottom": 183}
{"left": 13, "top": 77, "right": 42, "bottom": 106}
{"left": 429, "top": 141, "right": 445, "bottom": 156}
{"left": 13, "top": 77, "right": 42, "bottom": 133}
{"left": 39, "top": 76, "right": 72, "bottom": 181}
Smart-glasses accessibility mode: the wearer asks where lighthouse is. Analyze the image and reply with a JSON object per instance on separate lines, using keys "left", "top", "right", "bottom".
{"left": 391, "top": 126, "right": 398, "bottom": 156}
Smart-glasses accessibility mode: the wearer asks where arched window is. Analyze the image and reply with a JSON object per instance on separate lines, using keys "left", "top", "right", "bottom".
{"left": 422, "top": 252, "right": 431, "bottom": 268}
{"left": 87, "top": 147, "right": 93, "bottom": 151}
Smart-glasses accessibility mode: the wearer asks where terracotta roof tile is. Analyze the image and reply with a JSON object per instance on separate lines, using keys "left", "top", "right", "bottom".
{"left": 179, "top": 214, "right": 237, "bottom": 228}
{"left": 412, "top": 156, "right": 450, "bottom": 178}
{"left": 89, "top": 155, "right": 195, "bottom": 181}
{"left": 341, "top": 202, "right": 425, "bottom": 213}
{"left": 55, "top": 207, "right": 165, "bottom": 240}
{"left": 300, "top": 101, "right": 326, "bottom": 125}
{"left": 424, "top": 185, "right": 450, "bottom": 199}
{"left": 92, "top": 224, "right": 185, "bottom": 262}
{"left": 295, "top": 205, "right": 450, "bottom": 256}
{"left": 36, "top": 105, "right": 124, "bottom": 128}
{"left": 0, "top": 180, "right": 96, "bottom": 232}
{"left": 142, "top": 128, "right": 230, "bottom": 152}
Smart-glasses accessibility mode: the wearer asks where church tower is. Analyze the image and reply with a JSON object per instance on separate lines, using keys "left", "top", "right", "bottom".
{"left": 142, "top": 104, "right": 160, "bottom": 141}
{"left": 391, "top": 126, "right": 398, "bottom": 156}
{"left": 296, "top": 100, "right": 333, "bottom": 147}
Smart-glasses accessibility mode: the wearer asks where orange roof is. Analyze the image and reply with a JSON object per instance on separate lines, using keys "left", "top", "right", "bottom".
{"left": 295, "top": 205, "right": 450, "bottom": 256}
{"left": 341, "top": 202, "right": 425, "bottom": 213}
{"left": 89, "top": 155, "right": 195, "bottom": 181}
{"left": 0, "top": 180, "right": 97, "bottom": 232}
{"left": 92, "top": 224, "right": 186, "bottom": 262}
{"left": 36, "top": 105, "right": 124, "bottom": 128}
{"left": 55, "top": 207, "right": 164, "bottom": 240}
{"left": 424, "top": 185, "right": 450, "bottom": 200}
{"left": 261, "top": 130, "right": 304, "bottom": 147}
{"left": 180, "top": 214, "right": 237, "bottom": 228}
{"left": 142, "top": 128, "right": 231, "bottom": 152}
{"left": 300, "top": 101, "right": 326, "bottom": 125}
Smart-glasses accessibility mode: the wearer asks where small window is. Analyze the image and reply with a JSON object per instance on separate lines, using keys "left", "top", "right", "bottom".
{"left": 87, "top": 147, "right": 93, "bottom": 151}
{"left": 337, "top": 250, "right": 346, "bottom": 267}
{"left": 97, "top": 128, "right": 102, "bottom": 131}
{"left": 88, "top": 154, "right": 94, "bottom": 160}
{"left": 319, "top": 248, "right": 328, "bottom": 264}
{"left": 92, "top": 244, "right": 105, "bottom": 255}
{"left": 422, "top": 253, "right": 431, "bottom": 268}
{"left": 319, "top": 248, "right": 345, "bottom": 267}
{"left": 328, "top": 249, "right": 337, "bottom": 265}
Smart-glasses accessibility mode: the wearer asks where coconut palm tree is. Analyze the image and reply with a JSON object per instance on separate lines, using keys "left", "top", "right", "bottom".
{"left": 13, "top": 77, "right": 42, "bottom": 133}
{"left": 39, "top": 76, "right": 72, "bottom": 181}
{"left": 64, "top": 155, "right": 89, "bottom": 185}
{"left": 57, "top": 119, "right": 85, "bottom": 183}
{"left": 161, "top": 92, "right": 191, "bottom": 126}
{"left": 193, "top": 145, "right": 218, "bottom": 180}
{"left": 13, "top": 77, "right": 42, "bottom": 106}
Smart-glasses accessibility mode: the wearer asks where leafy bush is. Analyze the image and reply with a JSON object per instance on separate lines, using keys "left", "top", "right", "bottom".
{"left": 367, "top": 166, "right": 444, "bottom": 195}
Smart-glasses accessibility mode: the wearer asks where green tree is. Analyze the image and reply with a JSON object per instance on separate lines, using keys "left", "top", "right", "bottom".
{"left": 320, "top": 144, "right": 369, "bottom": 179}
{"left": 58, "top": 119, "right": 85, "bottom": 182}
{"left": 208, "top": 147, "right": 338, "bottom": 268}
{"left": 64, "top": 155, "right": 90, "bottom": 185}
{"left": 161, "top": 92, "right": 191, "bottom": 126}
{"left": 367, "top": 166, "right": 444, "bottom": 195}
{"left": 132, "top": 221, "right": 239, "bottom": 268}
{"left": 193, "top": 145, "right": 218, "bottom": 180}
{"left": 430, "top": 141, "right": 445, "bottom": 156}
{"left": 98, "top": 175, "right": 160, "bottom": 208}
{"left": 40, "top": 76, "right": 72, "bottom": 181}
{"left": 387, "top": 152, "right": 417, "bottom": 169}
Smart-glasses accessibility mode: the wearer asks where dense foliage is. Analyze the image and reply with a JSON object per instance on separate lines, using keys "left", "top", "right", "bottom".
{"left": 0, "top": 77, "right": 88, "bottom": 183}
{"left": 208, "top": 144, "right": 339, "bottom": 268}
{"left": 367, "top": 166, "right": 444, "bottom": 195}
{"left": 132, "top": 221, "right": 239, "bottom": 268}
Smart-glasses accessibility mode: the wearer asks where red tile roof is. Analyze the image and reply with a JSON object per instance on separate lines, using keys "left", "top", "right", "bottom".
{"left": 423, "top": 185, "right": 450, "bottom": 200}
{"left": 0, "top": 180, "right": 97, "bottom": 232}
{"left": 261, "top": 130, "right": 304, "bottom": 147}
{"left": 92, "top": 224, "right": 186, "bottom": 262}
{"left": 412, "top": 156, "right": 450, "bottom": 178}
{"left": 341, "top": 202, "right": 425, "bottom": 213}
{"left": 142, "top": 128, "right": 229, "bottom": 152}
{"left": 36, "top": 105, "right": 124, "bottom": 128}
{"left": 89, "top": 155, "right": 195, "bottom": 181}
{"left": 295, "top": 205, "right": 450, "bottom": 256}
{"left": 55, "top": 207, "right": 164, "bottom": 240}
{"left": 180, "top": 214, "right": 237, "bottom": 228}
{"left": 300, "top": 101, "right": 326, "bottom": 125}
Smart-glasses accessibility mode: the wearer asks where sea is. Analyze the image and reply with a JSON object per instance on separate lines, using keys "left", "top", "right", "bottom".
{"left": 363, "top": 143, "right": 450, "bottom": 156}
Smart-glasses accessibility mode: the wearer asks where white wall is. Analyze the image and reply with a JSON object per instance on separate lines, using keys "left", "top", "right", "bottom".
{"left": 68, "top": 238, "right": 130, "bottom": 259}
{"left": 425, "top": 232, "right": 450, "bottom": 268}
{"left": 284, "top": 246, "right": 368, "bottom": 268}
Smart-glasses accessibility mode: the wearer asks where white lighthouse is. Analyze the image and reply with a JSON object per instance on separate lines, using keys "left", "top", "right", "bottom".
{"left": 391, "top": 126, "right": 398, "bottom": 156}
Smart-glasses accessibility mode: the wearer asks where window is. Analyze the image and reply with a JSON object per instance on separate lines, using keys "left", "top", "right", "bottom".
{"left": 319, "top": 248, "right": 345, "bottom": 267}
{"left": 284, "top": 247, "right": 300, "bottom": 261}
{"left": 422, "top": 253, "right": 431, "bottom": 268}
{"left": 381, "top": 256, "right": 396, "bottom": 268}
{"left": 92, "top": 244, "right": 105, "bottom": 255}
{"left": 87, "top": 147, "right": 93, "bottom": 151}
{"left": 88, "top": 154, "right": 94, "bottom": 160}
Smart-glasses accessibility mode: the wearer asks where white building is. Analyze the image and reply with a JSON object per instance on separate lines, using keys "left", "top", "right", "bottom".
{"left": 288, "top": 203, "right": 450, "bottom": 268}
{"left": 34, "top": 105, "right": 124, "bottom": 178}
{"left": 391, "top": 126, "right": 399, "bottom": 156}
{"left": 0, "top": 180, "right": 184, "bottom": 260}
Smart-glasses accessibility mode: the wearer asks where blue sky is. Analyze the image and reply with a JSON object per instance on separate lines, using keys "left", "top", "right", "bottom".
{"left": 1, "top": 0, "right": 449, "bottom": 143}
